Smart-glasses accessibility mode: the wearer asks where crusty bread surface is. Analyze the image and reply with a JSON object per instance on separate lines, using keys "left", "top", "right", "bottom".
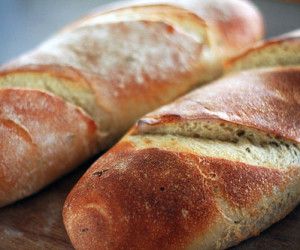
{"left": 0, "top": 88, "right": 98, "bottom": 206}
{"left": 0, "top": 1, "right": 264, "bottom": 207}
{"left": 63, "top": 67, "right": 300, "bottom": 249}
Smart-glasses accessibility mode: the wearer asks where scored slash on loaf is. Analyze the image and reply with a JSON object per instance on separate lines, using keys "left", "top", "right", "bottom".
{"left": 0, "top": 0, "right": 263, "bottom": 207}
{"left": 225, "top": 29, "right": 300, "bottom": 73}
{"left": 96, "top": 0, "right": 264, "bottom": 59}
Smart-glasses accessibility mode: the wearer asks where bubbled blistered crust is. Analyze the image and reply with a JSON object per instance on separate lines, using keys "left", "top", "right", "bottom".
{"left": 0, "top": 88, "right": 98, "bottom": 207}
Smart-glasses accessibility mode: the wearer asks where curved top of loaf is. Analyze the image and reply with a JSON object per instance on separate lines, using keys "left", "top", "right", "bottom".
{"left": 64, "top": 4, "right": 208, "bottom": 44}
{"left": 90, "top": 0, "right": 264, "bottom": 59}
{"left": 135, "top": 67, "right": 300, "bottom": 143}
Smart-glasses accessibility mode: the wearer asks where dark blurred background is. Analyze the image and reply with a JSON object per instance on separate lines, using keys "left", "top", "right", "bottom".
{"left": 0, "top": 0, "right": 299, "bottom": 64}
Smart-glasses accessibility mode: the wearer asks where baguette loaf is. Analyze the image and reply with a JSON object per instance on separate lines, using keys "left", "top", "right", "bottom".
{"left": 225, "top": 29, "right": 300, "bottom": 73}
{"left": 0, "top": 1, "right": 263, "bottom": 207}
{"left": 63, "top": 66, "right": 300, "bottom": 249}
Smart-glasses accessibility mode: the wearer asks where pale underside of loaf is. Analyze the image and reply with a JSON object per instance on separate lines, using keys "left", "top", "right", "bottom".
{"left": 225, "top": 31, "right": 300, "bottom": 73}
{"left": 63, "top": 68, "right": 300, "bottom": 249}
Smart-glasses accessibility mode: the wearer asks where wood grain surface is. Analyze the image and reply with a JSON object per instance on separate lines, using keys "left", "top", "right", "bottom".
{"left": 0, "top": 155, "right": 299, "bottom": 250}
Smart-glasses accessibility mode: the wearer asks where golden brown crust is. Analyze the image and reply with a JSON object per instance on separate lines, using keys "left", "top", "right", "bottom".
{"left": 0, "top": 4, "right": 222, "bottom": 206}
{"left": 136, "top": 67, "right": 300, "bottom": 143}
{"left": 64, "top": 143, "right": 298, "bottom": 250}
{"left": 0, "top": 0, "right": 263, "bottom": 212}
{"left": 63, "top": 65, "right": 300, "bottom": 249}
{"left": 0, "top": 88, "right": 98, "bottom": 207}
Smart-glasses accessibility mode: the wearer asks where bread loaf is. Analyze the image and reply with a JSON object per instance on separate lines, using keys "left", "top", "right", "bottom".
{"left": 0, "top": 1, "right": 263, "bottom": 207}
{"left": 63, "top": 66, "right": 300, "bottom": 249}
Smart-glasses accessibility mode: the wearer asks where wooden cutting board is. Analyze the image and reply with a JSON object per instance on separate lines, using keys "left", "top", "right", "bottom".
{"left": 0, "top": 157, "right": 299, "bottom": 250}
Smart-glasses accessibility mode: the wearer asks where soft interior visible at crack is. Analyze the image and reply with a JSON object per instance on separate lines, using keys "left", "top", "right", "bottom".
{"left": 130, "top": 120, "right": 300, "bottom": 168}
